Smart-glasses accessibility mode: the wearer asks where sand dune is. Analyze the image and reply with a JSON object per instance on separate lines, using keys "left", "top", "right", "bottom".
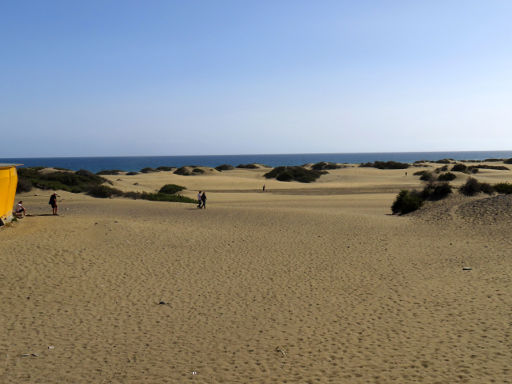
{"left": 1, "top": 166, "right": 511, "bottom": 383}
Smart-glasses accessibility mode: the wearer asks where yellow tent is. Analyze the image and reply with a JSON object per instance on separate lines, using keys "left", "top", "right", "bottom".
{"left": 0, "top": 164, "right": 20, "bottom": 222}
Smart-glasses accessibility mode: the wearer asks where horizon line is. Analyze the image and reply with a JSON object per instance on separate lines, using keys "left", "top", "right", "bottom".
{"left": 2, "top": 149, "right": 512, "bottom": 160}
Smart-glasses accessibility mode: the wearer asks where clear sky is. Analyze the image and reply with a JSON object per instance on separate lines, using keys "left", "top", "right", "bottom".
{"left": 2, "top": 1, "right": 511, "bottom": 157}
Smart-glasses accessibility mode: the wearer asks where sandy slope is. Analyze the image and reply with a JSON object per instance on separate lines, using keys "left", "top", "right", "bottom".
{"left": 1, "top": 165, "right": 511, "bottom": 383}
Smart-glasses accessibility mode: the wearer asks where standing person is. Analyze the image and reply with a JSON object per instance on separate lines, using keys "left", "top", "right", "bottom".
{"left": 262, "top": 184, "right": 266, "bottom": 192}
{"left": 14, "top": 201, "right": 26, "bottom": 218}
{"left": 201, "top": 191, "right": 207, "bottom": 209}
{"left": 49, "top": 192, "right": 59, "bottom": 215}
{"left": 197, "top": 191, "right": 202, "bottom": 208}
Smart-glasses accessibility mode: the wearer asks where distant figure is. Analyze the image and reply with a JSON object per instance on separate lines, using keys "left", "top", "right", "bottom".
{"left": 49, "top": 192, "right": 59, "bottom": 215}
{"left": 197, "top": 191, "right": 202, "bottom": 208}
{"left": 262, "top": 184, "right": 266, "bottom": 192}
{"left": 201, "top": 191, "right": 207, "bottom": 209}
{"left": 14, "top": 201, "right": 26, "bottom": 218}
{"left": 405, "top": 172, "right": 408, "bottom": 176}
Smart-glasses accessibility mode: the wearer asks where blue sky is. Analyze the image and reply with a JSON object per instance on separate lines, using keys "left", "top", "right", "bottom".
{"left": 1, "top": 1, "right": 511, "bottom": 157}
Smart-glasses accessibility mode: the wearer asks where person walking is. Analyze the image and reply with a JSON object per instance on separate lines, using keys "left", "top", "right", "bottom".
{"left": 201, "top": 191, "right": 207, "bottom": 209}
{"left": 49, "top": 192, "right": 59, "bottom": 215}
{"left": 197, "top": 191, "right": 202, "bottom": 208}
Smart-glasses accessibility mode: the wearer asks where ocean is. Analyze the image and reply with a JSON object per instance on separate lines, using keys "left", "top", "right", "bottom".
{"left": 2, "top": 151, "right": 512, "bottom": 173}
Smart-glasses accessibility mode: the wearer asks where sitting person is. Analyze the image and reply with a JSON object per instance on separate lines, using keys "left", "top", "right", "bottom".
{"left": 14, "top": 201, "right": 26, "bottom": 218}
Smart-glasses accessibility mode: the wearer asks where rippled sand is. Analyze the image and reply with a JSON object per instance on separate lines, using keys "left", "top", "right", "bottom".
{"left": 1, "top": 164, "right": 511, "bottom": 383}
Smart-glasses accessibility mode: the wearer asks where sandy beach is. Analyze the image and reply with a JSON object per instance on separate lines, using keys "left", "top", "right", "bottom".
{"left": 1, "top": 164, "right": 511, "bottom": 383}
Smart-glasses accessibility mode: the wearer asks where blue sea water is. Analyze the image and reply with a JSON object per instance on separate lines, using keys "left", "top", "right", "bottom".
{"left": 2, "top": 151, "right": 512, "bottom": 173}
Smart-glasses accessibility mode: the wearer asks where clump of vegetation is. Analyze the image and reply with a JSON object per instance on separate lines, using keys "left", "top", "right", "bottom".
{"left": 15, "top": 167, "right": 196, "bottom": 204}
{"left": 123, "top": 191, "right": 196, "bottom": 203}
{"left": 156, "top": 166, "right": 174, "bottom": 171}
{"left": 87, "top": 185, "right": 124, "bottom": 198}
{"left": 437, "top": 172, "right": 456, "bottom": 181}
{"left": 16, "top": 178, "right": 33, "bottom": 193}
{"left": 174, "top": 167, "right": 201, "bottom": 175}
{"left": 360, "top": 161, "right": 409, "bottom": 169}
{"left": 158, "top": 184, "right": 186, "bottom": 195}
{"left": 484, "top": 158, "right": 503, "bottom": 162}
{"left": 17, "top": 167, "right": 108, "bottom": 193}
{"left": 503, "top": 158, "right": 512, "bottom": 164}
{"left": 126, "top": 171, "right": 139, "bottom": 175}
{"left": 96, "top": 169, "right": 123, "bottom": 175}
{"left": 215, "top": 164, "right": 235, "bottom": 171}
{"left": 413, "top": 170, "right": 436, "bottom": 181}
{"left": 413, "top": 170, "right": 434, "bottom": 181}
{"left": 140, "top": 167, "right": 157, "bottom": 173}
{"left": 421, "top": 182, "right": 453, "bottom": 201}
{"left": 391, "top": 190, "right": 423, "bottom": 214}
{"left": 434, "top": 165, "right": 448, "bottom": 173}
{"left": 420, "top": 172, "right": 434, "bottom": 182}
{"left": 469, "top": 164, "right": 508, "bottom": 171}
{"left": 124, "top": 183, "right": 193, "bottom": 203}
{"left": 311, "top": 162, "right": 342, "bottom": 170}
{"left": 451, "top": 163, "right": 467, "bottom": 173}
{"left": 435, "top": 158, "right": 453, "bottom": 164}
{"left": 174, "top": 167, "right": 189, "bottom": 175}
{"left": 264, "top": 166, "right": 326, "bottom": 183}
{"left": 392, "top": 179, "right": 455, "bottom": 214}
{"left": 493, "top": 183, "right": 512, "bottom": 194}
{"left": 459, "top": 177, "right": 494, "bottom": 196}
{"left": 236, "top": 163, "right": 259, "bottom": 169}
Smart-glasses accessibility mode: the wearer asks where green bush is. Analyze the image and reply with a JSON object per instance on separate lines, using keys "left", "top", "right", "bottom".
{"left": 126, "top": 171, "right": 139, "bottom": 175}
{"left": 156, "top": 166, "right": 174, "bottom": 171}
{"left": 140, "top": 167, "right": 157, "bottom": 173}
{"left": 360, "top": 161, "right": 409, "bottom": 169}
{"left": 435, "top": 158, "right": 453, "bottom": 164}
{"left": 123, "top": 191, "right": 196, "bottom": 203}
{"left": 16, "top": 177, "right": 33, "bottom": 193}
{"left": 422, "top": 182, "right": 452, "bottom": 201}
{"left": 459, "top": 177, "right": 494, "bottom": 196}
{"left": 451, "top": 163, "right": 467, "bottom": 173}
{"left": 17, "top": 167, "right": 108, "bottom": 192}
{"left": 215, "top": 164, "right": 235, "bottom": 171}
{"left": 87, "top": 185, "right": 124, "bottom": 198}
{"left": 96, "top": 169, "right": 123, "bottom": 175}
{"left": 264, "top": 166, "right": 326, "bottom": 183}
{"left": 236, "top": 163, "right": 259, "bottom": 169}
{"left": 158, "top": 184, "right": 186, "bottom": 195}
{"left": 434, "top": 165, "right": 448, "bottom": 173}
{"left": 468, "top": 164, "right": 509, "bottom": 171}
{"left": 480, "top": 182, "right": 494, "bottom": 195}
{"left": 391, "top": 190, "right": 423, "bottom": 214}
{"left": 174, "top": 167, "right": 204, "bottom": 175}
{"left": 437, "top": 172, "right": 456, "bottom": 181}
{"left": 419, "top": 171, "right": 434, "bottom": 181}
{"left": 311, "top": 162, "right": 341, "bottom": 170}
{"left": 493, "top": 183, "right": 512, "bottom": 194}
